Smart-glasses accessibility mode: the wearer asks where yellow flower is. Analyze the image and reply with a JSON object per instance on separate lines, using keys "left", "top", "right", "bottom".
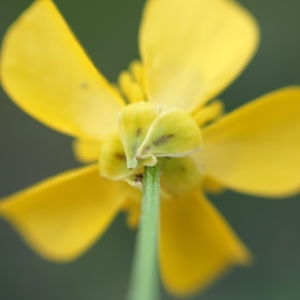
{"left": 1, "top": 0, "right": 300, "bottom": 297}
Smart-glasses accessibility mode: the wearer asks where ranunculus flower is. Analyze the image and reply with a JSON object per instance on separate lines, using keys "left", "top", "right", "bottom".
{"left": 1, "top": 0, "right": 300, "bottom": 296}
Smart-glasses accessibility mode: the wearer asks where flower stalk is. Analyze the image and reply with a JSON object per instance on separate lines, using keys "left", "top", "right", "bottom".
{"left": 127, "top": 164, "right": 161, "bottom": 300}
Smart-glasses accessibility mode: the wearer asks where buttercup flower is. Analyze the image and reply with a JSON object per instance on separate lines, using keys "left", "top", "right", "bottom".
{"left": 1, "top": 0, "right": 300, "bottom": 297}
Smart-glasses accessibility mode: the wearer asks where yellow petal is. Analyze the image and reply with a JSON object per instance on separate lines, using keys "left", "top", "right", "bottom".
{"left": 160, "top": 157, "right": 203, "bottom": 197}
{"left": 196, "top": 87, "right": 300, "bottom": 197}
{"left": 118, "top": 102, "right": 160, "bottom": 168}
{"left": 1, "top": 0, "right": 124, "bottom": 141}
{"left": 159, "top": 191, "right": 250, "bottom": 296}
{"left": 72, "top": 139, "right": 100, "bottom": 163}
{"left": 140, "top": 0, "right": 259, "bottom": 112}
{"left": 137, "top": 109, "right": 202, "bottom": 161}
{"left": 0, "top": 165, "right": 125, "bottom": 262}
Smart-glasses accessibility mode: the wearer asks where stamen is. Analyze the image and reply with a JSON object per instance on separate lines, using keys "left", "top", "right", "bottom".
{"left": 117, "top": 61, "right": 146, "bottom": 104}
{"left": 129, "top": 60, "right": 144, "bottom": 84}
{"left": 128, "top": 82, "right": 145, "bottom": 103}
{"left": 193, "top": 100, "right": 224, "bottom": 127}
{"left": 118, "top": 71, "right": 132, "bottom": 102}
{"left": 202, "top": 176, "right": 224, "bottom": 194}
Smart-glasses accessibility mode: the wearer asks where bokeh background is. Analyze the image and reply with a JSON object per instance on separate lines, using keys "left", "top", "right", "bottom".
{"left": 1, "top": 0, "right": 300, "bottom": 299}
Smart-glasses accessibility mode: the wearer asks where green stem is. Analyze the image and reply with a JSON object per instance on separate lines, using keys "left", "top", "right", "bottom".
{"left": 126, "top": 164, "right": 161, "bottom": 300}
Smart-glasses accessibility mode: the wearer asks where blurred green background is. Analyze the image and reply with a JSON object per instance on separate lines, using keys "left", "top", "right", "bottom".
{"left": 1, "top": 0, "right": 300, "bottom": 299}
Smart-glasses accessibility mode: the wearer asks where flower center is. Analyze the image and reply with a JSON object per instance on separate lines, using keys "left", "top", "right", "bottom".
{"left": 99, "top": 101, "right": 203, "bottom": 185}
{"left": 97, "top": 60, "right": 228, "bottom": 190}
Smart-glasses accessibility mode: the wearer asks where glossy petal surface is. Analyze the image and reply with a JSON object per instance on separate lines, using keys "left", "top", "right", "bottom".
{"left": 196, "top": 87, "right": 300, "bottom": 197}
{"left": 1, "top": 0, "right": 123, "bottom": 140}
{"left": 0, "top": 165, "right": 125, "bottom": 261}
{"left": 140, "top": 0, "right": 259, "bottom": 112}
{"left": 159, "top": 191, "right": 250, "bottom": 295}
